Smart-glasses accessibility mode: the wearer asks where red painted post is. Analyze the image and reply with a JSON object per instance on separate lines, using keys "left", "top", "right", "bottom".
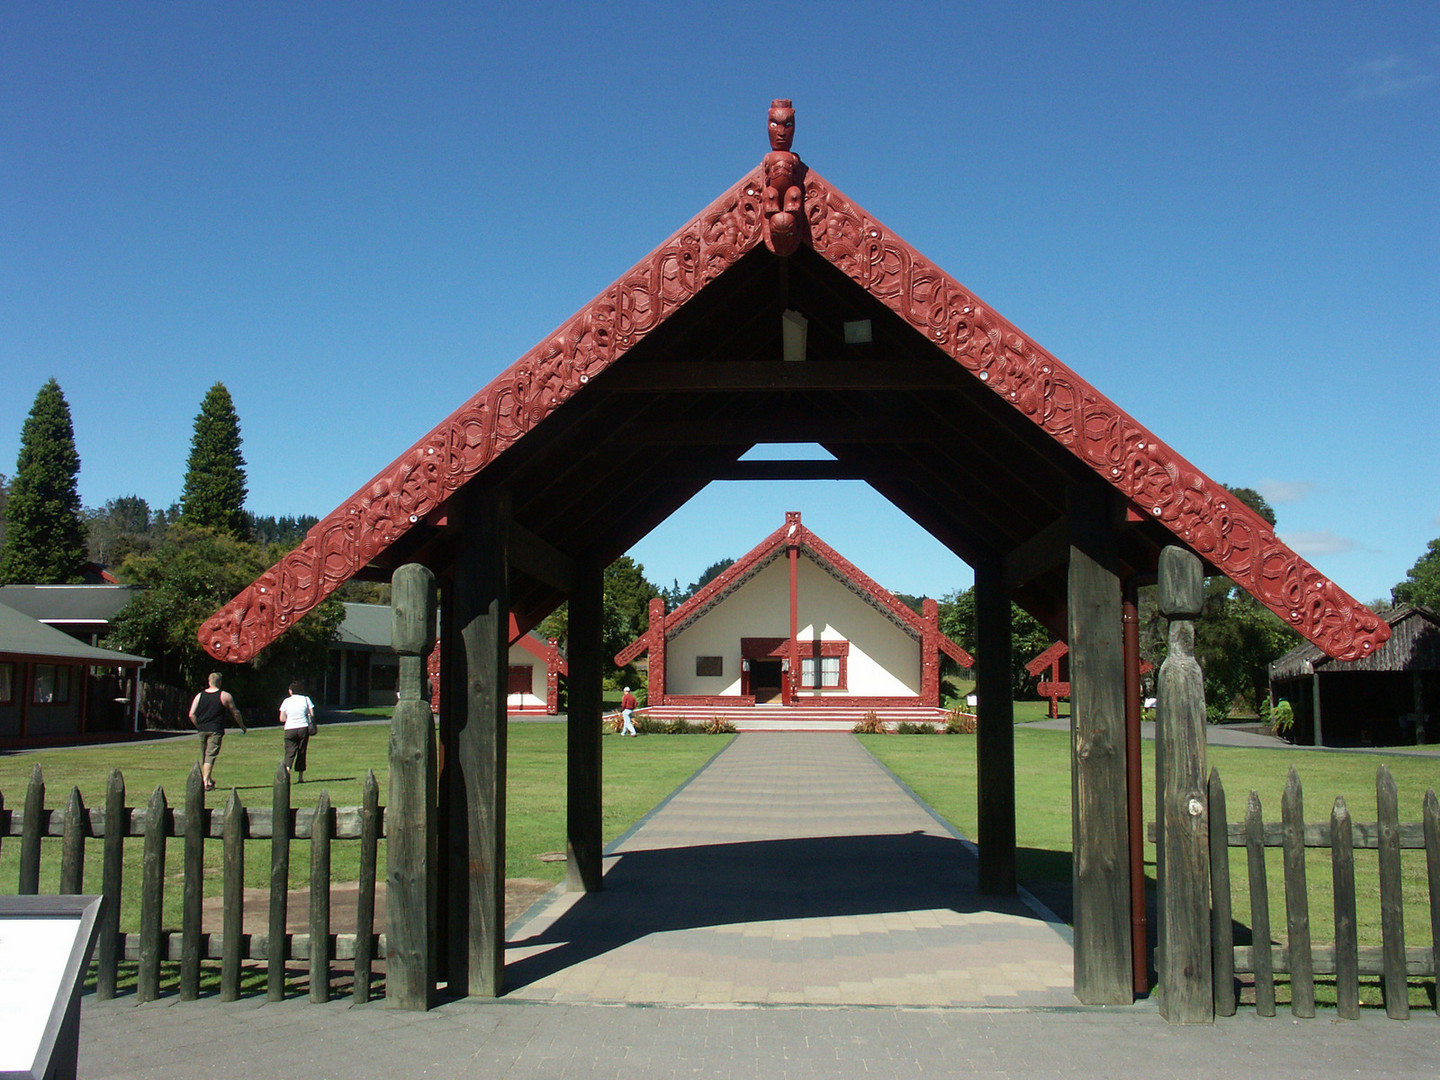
{"left": 921, "top": 598, "right": 941, "bottom": 707}
{"left": 787, "top": 541, "right": 800, "bottom": 705}
{"left": 647, "top": 598, "right": 667, "bottom": 704}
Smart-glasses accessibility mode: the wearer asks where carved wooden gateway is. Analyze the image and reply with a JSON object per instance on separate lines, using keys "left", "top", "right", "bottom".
{"left": 200, "top": 103, "right": 1387, "bottom": 1011}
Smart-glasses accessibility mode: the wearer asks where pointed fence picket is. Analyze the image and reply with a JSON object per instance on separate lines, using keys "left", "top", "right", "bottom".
{"left": 0, "top": 764, "right": 385, "bottom": 1003}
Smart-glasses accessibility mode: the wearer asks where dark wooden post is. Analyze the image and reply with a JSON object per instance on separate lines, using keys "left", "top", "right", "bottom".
{"left": 267, "top": 761, "right": 291, "bottom": 1001}
{"left": 1155, "top": 544, "right": 1212, "bottom": 1023}
{"left": 20, "top": 764, "right": 43, "bottom": 894}
{"left": 60, "top": 787, "right": 86, "bottom": 894}
{"left": 96, "top": 769, "right": 126, "bottom": 1001}
{"left": 567, "top": 557, "right": 604, "bottom": 893}
{"left": 180, "top": 764, "right": 205, "bottom": 1000}
{"left": 974, "top": 556, "right": 1015, "bottom": 895}
{"left": 1330, "top": 795, "right": 1360, "bottom": 1019}
{"left": 309, "top": 789, "right": 333, "bottom": 1003}
{"left": 1067, "top": 483, "right": 1132, "bottom": 1004}
{"left": 444, "top": 487, "right": 510, "bottom": 997}
{"left": 220, "top": 788, "right": 244, "bottom": 1002}
{"left": 1208, "top": 769, "right": 1235, "bottom": 1016}
{"left": 1424, "top": 788, "right": 1440, "bottom": 1020}
{"left": 387, "top": 562, "right": 439, "bottom": 1010}
{"left": 353, "top": 768, "right": 380, "bottom": 1004}
{"left": 1280, "top": 768, "right": 1315, "bottom": 1017}
{"left": 137, "top": 785, "right": 167, "bottom": 1004}
{"left": 1375, "top": 765, "right": 1409, "bottom": 1020}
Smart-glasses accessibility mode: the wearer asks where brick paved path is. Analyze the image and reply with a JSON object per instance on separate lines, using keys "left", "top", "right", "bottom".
{"left": 504, "top": 732, "right": 1075, "bottom": 1006}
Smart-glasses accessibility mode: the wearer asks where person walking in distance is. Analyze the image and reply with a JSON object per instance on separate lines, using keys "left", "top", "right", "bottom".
{"left": 620, "top": 686, "right": 638, "bottom": 737}
{"left": 279, "top": 680, "right": 316, "bottom": 782}
{"left": 189, "top": 672, "right": 246, "bottom": 791}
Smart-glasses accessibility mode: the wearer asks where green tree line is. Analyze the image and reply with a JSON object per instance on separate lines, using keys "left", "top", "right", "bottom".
{"left": 4, "top": 377, "right": 1437, "bottom": 719}
{"left": 0, "top": 379, "right": 339, "bottom": 709}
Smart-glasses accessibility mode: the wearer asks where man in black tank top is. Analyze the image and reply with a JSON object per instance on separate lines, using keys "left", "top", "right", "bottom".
{"left": 189, "top": 672, "right": 246, "bottom": 791}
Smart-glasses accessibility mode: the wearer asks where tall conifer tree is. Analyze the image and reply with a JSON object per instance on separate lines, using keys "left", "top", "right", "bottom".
{"left": 180, "top": 382, "right": 248, "bottom": 538}
{"left": 0, "top": 379, "right": 87, "bottom": 583}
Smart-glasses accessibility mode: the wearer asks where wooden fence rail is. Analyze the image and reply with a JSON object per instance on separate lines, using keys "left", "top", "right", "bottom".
{"left": 0, "top": 761, "right": 386, "bottom": 1004}
{"left": 1207, "top": 764, "right": 1440, "bottom": 1021}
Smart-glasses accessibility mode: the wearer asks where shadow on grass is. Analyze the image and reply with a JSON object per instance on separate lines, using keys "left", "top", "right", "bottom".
{"left": 84, "top": 960, "right": 382, "bottom": 1002}
{"left": 211, "top": 774, "right": 363, "bottom": 794}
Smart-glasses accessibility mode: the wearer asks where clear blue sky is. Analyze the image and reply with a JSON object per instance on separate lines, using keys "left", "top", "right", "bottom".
{"left": 3, "top": 2, "right": 1436, "bottom": 607}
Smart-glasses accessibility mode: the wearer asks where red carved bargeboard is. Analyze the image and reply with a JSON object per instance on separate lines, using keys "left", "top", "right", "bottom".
{"left": 799, "top": 170, "right": 1386, "bottom": 662}
{"left": 200, "top": 119, "right": 1388, "bottom": 665}
{"left": 198, "top": 170, "right": 769, "bottom": 664}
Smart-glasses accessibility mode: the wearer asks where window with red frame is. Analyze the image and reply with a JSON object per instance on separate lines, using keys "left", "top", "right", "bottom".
{"left": 800, "top": 654, "right": 846, "bottom": 689}
{"left": 508, "top": 665, "right": 533, "bottom": 695}
{"left": 0, "top": 662, "right": 13, "bottom": 704}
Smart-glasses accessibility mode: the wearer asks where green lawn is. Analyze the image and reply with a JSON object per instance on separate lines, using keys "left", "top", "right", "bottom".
{"left": 6, "top": 719, "right": 1435, "bottom": 1008}
{"left": 0, "top": 721, "right": 731, "bottom": 930}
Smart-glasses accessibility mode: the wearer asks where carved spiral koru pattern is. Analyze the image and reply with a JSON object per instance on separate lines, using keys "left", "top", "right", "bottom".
{"left": 802, "top": 170, "right": 1387, "bottom": 661}
{"left": 200, "top": 171, "right": 767, "bottom": 662}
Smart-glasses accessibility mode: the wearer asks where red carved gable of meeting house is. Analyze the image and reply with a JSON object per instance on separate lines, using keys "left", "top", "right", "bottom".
{"left": 614, "top": 511, "right": 972, "bottom": 709}
{"left": 199, "top": 103, "right": 1388, "bottom": 667}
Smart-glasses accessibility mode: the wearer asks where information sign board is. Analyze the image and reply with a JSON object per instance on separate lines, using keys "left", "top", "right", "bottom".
{"left": 0, "top": 895, "right": 104, "bottom": 1080}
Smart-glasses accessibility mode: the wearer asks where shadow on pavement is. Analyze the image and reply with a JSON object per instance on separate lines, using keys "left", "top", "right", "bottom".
{"left": 504, "top": 830, "right": 1058, "bottom": 992}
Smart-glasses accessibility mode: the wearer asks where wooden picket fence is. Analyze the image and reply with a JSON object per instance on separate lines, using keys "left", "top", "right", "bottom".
{"left": 0, "top": 762, "right": 385, "bottom": 1003}
{"left": 1207, "top": 764, "right": 1440, "bottom": 1020}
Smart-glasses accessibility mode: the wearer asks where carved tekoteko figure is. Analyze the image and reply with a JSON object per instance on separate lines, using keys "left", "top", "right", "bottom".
{"left": 763, "top": 98, "right": 806, "bottom": 255}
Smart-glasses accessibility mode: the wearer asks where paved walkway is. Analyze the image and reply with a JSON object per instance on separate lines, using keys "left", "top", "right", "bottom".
{"left": 504, "top": 733, "right": 1073, "bottom": 1006}
{"left": 75, "top": 732, "right": 1440, "bottom": 1079}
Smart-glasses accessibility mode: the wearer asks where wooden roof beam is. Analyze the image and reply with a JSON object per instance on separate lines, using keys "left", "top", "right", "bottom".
{"left": 708, "top": 459, "right": 865, "bottom": 481}
{"left": 603, "top": 360, "right": 956, "bottom": 393}
{"left": 632, "top": 415, "right": 947, "bottom": 445}
{"left": 1004, "top": 517, "right": 1069, "bottom": 590}
{"left": 509, "top": 522, "right": 575, "bottom": 593}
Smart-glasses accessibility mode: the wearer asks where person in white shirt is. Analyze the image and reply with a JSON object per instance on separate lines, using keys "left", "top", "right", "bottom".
{"left": 278, "top": 680, "right": 316, "bottom": 782}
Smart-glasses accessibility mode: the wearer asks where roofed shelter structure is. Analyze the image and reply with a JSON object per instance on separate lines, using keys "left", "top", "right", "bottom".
{"left": 199, "top": 102, "right": 1388, "bottom": 1007}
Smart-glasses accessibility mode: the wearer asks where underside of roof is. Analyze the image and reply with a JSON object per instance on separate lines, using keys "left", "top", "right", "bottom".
{"left": 200, "top": 145, "right": 1389, "bottom": 667}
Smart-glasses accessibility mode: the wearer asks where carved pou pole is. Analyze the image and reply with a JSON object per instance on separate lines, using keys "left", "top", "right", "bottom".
{"left": 387, "top": 563, "right": 439, "bottom": 1010}
{"left": 1155, "top": 544, "right": 1213, "bottom": 1023}
{"left": 762, "top": 98, "right": 806, "bottom": 255}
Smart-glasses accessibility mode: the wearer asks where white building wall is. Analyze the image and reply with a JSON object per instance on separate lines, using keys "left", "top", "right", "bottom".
{"left": 795, "top": 559, "right": 920, "bottom": 697}
{"left": 667, "top": 556, "right": 790, "bottom": 696}
{"left": 666, "top": 553, "right": 921, "bottom": 698}
{"left": 507, "top": 640, "right": 548, "bottom": 710}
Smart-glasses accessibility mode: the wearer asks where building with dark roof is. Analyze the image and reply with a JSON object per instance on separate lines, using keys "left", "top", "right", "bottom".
{"left": 0, "top": 583, "right": 144, "bottom": 646}
{"left": 0, "top": 602, "right": 148, "bottom": 742}
{"left": 1269, "top": 605, "right": 1440, "bottom": 747}
{"left": 328, "top": 603, "right": 566, "bottom": 712}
